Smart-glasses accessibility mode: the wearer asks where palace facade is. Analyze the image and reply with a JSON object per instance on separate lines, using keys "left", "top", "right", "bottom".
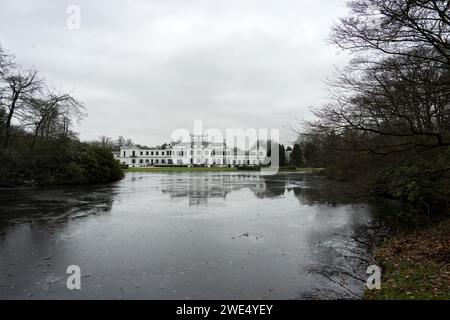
{"left": 114, "top": 134, "right": 267, "bottom": 167}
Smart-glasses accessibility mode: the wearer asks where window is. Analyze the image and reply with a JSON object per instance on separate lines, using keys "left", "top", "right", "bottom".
{"left": 151, "top": 151, "right": 154, "bottom": 156}
{"left": 161, "top": 159, "right": 165, "bottom": 164}
{"left": 146, "top": 151, "right": 149, "bottom": 156}
{"left": 123, "top": 151, "right": 126, "bottom": 157}
{"left": 139, "top": 159, "right": 143, "bottom": 164}
{"left": 156, "top": 152, "right": 159, "bottom": 156}
{"left": 140, "top": 151, "right": 143, "bottom": 156}
{"left": 155, "top": 159, "right": 159, "bottom": 164}
{"left": 132, "top": 159, "right": 136, "bottom": 164}
{"left": 162, "top": 152, "right": 165, "bottom": 156}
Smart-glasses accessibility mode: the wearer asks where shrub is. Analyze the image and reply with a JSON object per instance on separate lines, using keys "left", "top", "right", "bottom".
{"left": 0, "top": 138, "right": 124, "bottom": 187}
{"left": 373, "top": 157, "right": 450, "bottom": 215}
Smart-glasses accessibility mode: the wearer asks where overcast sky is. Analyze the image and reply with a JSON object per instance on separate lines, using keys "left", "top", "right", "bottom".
{"left": 0, "top": 0, "right": 350, "bottom": 146}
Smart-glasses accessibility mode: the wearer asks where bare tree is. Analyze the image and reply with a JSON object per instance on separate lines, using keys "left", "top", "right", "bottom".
{"left": 117, "top": 136, "right": 125, "bottom": 148}
{"left": 305, "top": 0, "right": 450, "bottom": 165}
{"left": 0, "top": 46, "right": 15, "bottom": 136}
{"left": 98, "top": 135, "right": 113, "bottom": 149}
{"left": 331, "top": 0, "right": 450, "bottom": 66}
{"left": 1, "top": 68, "right": 43, "bottom": 147}
{"left": 0, "top": 45, "right": 15, "bottom": 77}
{"left": 27, "top": 89, "right": 85, "bottom": 148}
{"left": 124, "top": 138, "right": 133, "bottom": 147}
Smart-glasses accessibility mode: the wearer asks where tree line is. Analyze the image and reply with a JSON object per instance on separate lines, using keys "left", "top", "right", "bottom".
{"left": 0, "top": 44, "right": 123, "bottom": 186}
{"left": 300, "top": 0, "right": 450, "bottom": 215}
{"left": 0, "top": 47, "right": 85, "bottom": 148}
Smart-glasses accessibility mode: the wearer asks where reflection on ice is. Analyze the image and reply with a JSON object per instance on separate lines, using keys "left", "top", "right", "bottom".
{"left": 0, "top": 172, "right": 388, "bottom": 299}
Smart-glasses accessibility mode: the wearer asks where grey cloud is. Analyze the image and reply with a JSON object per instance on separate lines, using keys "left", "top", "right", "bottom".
{"left": 0, "top": 0, "right": 349, "bottom": 146}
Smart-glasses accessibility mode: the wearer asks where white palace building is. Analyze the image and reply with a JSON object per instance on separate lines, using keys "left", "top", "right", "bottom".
{"left": 114, "top": 134, "right": 268, "bottom": 168}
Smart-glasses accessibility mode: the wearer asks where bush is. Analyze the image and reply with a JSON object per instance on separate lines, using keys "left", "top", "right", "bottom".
{"left": 0, "top": 138, "right": 124, "bottom": 187}
{"left": 281, "top": 166, "right": 297, "bottom": 171}
{"left": 373, "top": 156, "right": 450, "bottom": 215}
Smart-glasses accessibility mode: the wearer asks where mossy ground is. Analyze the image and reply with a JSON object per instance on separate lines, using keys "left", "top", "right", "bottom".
{"left": 365, "top": 220, "right": 450, "bottom": 300}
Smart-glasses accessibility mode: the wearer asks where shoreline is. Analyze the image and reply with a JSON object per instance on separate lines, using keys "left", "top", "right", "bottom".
{"left": 125, "top": 167, "right": 325, "bottom": 173}
{"left": 365, "top": 219, "right": 450, "bottom": 300}
{"left": 0, "top": 168, "right": 325, "bottom": 189}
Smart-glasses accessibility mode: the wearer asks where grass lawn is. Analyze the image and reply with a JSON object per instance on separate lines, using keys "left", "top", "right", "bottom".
{"left": 365, "top": 219, "right": 450, "bottom": 300}
{"left": 280, "top": 168, "right": 326, "bottom": 173}
{"left": 125, "top": 167, "right": 238, "bottom": 173}
{"left": 125, "top": 167, "right": 325, "bottom": 173}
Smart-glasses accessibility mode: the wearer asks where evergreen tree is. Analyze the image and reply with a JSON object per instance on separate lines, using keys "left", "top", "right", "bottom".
{"left": 289, "top": 143, "right": 303, "bottom": 167}
{"left": 279, "top": 144, "right": 287, "bottom": 167}
{"left": 303, "top": 141, "right": 319, "bottom": 167}
{"left": 0, "top": 108, "right": 6, "bottom": 138}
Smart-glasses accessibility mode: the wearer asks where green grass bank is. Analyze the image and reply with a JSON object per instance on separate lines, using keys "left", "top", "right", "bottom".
{"left": 365, "top": 219, "right": 450, "bottom": 300}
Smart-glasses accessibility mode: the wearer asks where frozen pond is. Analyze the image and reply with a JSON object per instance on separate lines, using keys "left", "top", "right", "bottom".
{"left": 0, "top": 172, "right": 385, "bottom": 299}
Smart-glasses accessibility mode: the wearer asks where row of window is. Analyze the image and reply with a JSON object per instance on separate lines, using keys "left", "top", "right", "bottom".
{"left": 124, "top": 150, "right": 265, "bottom": 157}
{"left": 175, "top": 151, "right": 265, "bottom": 156}
{"left": 175, "top": 150, "right": 230, "bottom": 156}
{"left": 131, "top": 159, "right": 173, "bottom": 165}
{"left": 125, "top": 150, "right": 172, "bottom": 157}
{"left": 129, "top": 159, "right": 261, "bottom": 165}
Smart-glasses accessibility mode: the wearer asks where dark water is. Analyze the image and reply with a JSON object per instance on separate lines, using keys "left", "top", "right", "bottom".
{"left": 0, "top": 172, "right": 385, "bottom": 299}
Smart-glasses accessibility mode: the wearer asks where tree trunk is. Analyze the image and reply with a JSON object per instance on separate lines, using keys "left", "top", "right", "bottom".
{"left": 3, "top": 92, "right": 18, "bottom": 148}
